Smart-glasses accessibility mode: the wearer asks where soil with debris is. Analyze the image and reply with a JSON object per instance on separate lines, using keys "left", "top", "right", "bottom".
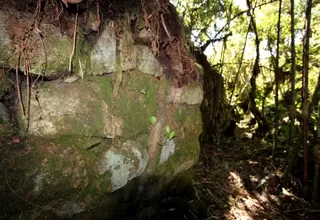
{"left": 190, "top": 136, "right": 320, "bottom": 220}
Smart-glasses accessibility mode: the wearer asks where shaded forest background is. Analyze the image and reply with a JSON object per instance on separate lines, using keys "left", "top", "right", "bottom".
{"left": 171, "top": 0, "right": 320, "bottom": 212}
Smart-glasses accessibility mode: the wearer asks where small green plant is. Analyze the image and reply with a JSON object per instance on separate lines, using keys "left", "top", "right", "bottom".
{"left": 140, "top": 88, "right": 146, "bottom": 95}
{"left": 165, "top": 125, "right": 175, "bottom": 140}
{"left": 149, "top": 116, "right": 157, "bottom": 125}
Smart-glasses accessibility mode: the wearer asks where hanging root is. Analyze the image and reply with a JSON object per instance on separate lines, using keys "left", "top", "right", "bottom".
{"left": 15, "top": 54, "right": 25, "bottom": 117}
{"left": 69, "top": 5, "right": 78, "bottom": 72}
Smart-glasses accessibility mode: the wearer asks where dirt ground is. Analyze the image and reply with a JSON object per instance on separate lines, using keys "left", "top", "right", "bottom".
{"left": 192, "top": 136, "right": 320, "bottom": 220}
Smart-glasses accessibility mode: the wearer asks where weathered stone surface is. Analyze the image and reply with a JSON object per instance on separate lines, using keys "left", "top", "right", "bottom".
{"left": 96, "top": 138, "right": 149, "bottom": 191}
{"left": 168, "top": 84, "right": 203, "bottom": 105}
{"left": 114, "top": 71, "right": 159, "bottom": 138}
{"left": 136, "top": 45, "right": 163, "bottom": 77}
{"left": 53, "top": 201, "right": 84, "bottom": 218}
{"left": 0, "top": 102, "right": 9, "bottom": 123}
{"left": 33, "top": 24, "right": 72, "bottom": 76}
{"left": 159, "top": 138, "right": 175, "bottom": 165}
{"left": 0, "top": 69, "right": 10, "bottom": 97}
{"left": 119, "top": 29, "right": 137, "bottom": 71}
{"left": 0, "top": 102, "right": 11, "bottom": 136}
{"left": 90, "top": 24, "right": 117, "bottom": 75}
{"left": 5, "top": 70, "right": 201, "bottom": 216}
{"left": 0, "top": 12, "right": 10, "bottom": 67}
{"left": 0, "top": 12, "right": 163, "bottom": 80}
{"left": 0, "top": 5, "right": 203, "bottom": 219}
{"left": 22, "top": 78, "right": 122, "bottom": 138}
{"left": 0, "top": 11, "right": 72, "bottom": 76}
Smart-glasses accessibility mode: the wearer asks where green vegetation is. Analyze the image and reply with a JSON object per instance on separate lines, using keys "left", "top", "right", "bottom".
{"left": 172, "top": 0, "right": 319, "bottom": 205}
{"left": 149, "top": 116, "right": 157, "bottom": 125}
{"left": 173, "top": 0, "right": 318, "bottom": 135}
{"left": 165, "top": 125, "right": 175, "bottom": 140}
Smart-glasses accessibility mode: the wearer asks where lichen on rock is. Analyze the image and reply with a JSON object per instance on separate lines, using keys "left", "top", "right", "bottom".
{"left": 96, "top": 138, "right": 149, "bottom": 191}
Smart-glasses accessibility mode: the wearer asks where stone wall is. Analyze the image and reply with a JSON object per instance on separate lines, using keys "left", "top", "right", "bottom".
{"left": 0, "top": 1, "right": 203, "bottom": 219}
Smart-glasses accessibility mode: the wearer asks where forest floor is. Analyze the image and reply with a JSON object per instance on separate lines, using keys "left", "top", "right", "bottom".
{"left": 193, "top": 136, "right": 320, "bottom": 220}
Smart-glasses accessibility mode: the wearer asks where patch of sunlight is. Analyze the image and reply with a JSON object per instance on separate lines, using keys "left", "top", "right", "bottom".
{"left": 229, "top": 171, "right": 244, "bottom": 190}
{"left": 233, "top": 0, "right": 248, "bottom": 11}
{"left": 254, "top": 191, "right": 269, "bottom": 203}
{"left": 283, "top": 116, "right": 290, "bottom": 123}
{"left": 248, "top": 160, "right": 258, "bottom": 165}
{"left": 249, "top": 175, "right": 259, "bottom": 183}
{"left": 227, "top": 171, "right": 266, "bottom": 220}
{"left": 228, "top": 206, "right": 251, "bottom": 220}
{"left": 238, "top": 113, "right": 255, "bottom": 128}
{"left": 239, "top": 132, "right": 253, "bottom": 139}
{"left": 282, "top": 187, "right": 299, "bottom": 201}
{"left": 269, "top": 194, "right": 281, "bottom": 206}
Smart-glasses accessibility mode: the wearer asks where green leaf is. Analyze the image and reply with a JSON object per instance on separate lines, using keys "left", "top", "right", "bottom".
{"left": 140, "top": 88, "right": 146, "bottom": 95}
{"left": 169, "top": 131, "right": 175, "bottom": 140}
{"left": 165, "top": 126, "right": 171, "bottom": 134}
{"left": 149, "top": 116, "right": 157, "bottom": 125}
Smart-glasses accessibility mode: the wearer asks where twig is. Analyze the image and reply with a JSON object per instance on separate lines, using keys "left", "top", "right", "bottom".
{"left": 24, "top": 56, "right": 30, "bottom": 120}
{"left": 69, "top": 6, "right": 78, "bottom": 72}
{"left": 160, "top": 14, "right": 171, "bottom": 39}
{"left": 15, "top": 54, "right": 25, "bottom": 117}
{"left": 78, "top": 59, "right": 83, "bottom": 79}
{"left": 96, "top": 1, "right": 101, "bottom": 33}
{"left": 305, "top": 209, "right": 320, "bottom": 213}
{"left": 32, "top": 74, "right": 41, "bottom": 88}
{"left": 33, "top": 0, "right": 42, "bottom": 20}
{"left": 34, "top": 26, "right": 48, "bottom": 74}
{"left": 55, "top": 1, "right": 64, "bottom": 21}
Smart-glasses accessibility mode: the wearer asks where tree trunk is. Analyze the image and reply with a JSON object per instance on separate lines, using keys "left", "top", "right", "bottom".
{"left": 195, "top": 49, "right": 225, "bottom": 143}
{"left": 247, "top": 4, "right": 269, "bottom": 137}
{"left": 284, "top": 0, "right": 297, "bottom": 178}
{"left": 302, "top": 0, "right": 312, "bottom": 197}
{"left": 308, "top": 73, "right": 320, "bottom": 116}
{"left": 273, "top": 0, "right": 282, "bottom": 160}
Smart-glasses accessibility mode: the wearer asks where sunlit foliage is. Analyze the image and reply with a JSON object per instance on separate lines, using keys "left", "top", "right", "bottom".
{"left": 172, "top": 0, "right": 320, "bottom": 137}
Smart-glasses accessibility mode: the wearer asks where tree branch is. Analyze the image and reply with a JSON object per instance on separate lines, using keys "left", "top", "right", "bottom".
{"left": 200, "top": 32, "right": 232, "bottom": 51}
{"left": 199, "top": 0, "right": 278, "bottom": 52}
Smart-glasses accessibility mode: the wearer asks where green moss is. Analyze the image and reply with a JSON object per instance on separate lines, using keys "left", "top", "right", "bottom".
{"left": 174, "top": 107, "right": 187, "bottom": 125}
{"left": 113, "top": 71, "right": 159, "bottom": 139}
{"left": 31, "top": 29, "right": 72, "bottom": 75}
{"left": 74, "top": 30, "right": 94, "bottom": 76}
{"left": 153, "top": 159, "right": 175, "bottom": 178}
{"left": 0, "top": 44, "right": 13, "bottom": 67}
{"left": 22, "top": 78, "right": 114, "bottom": 138}
{"left": 151, "top": 144, "right": 196, "bottom": 184}
{"left": 184, "top": 105, "right": 202, "bottom": 137}
{"left": 95, "top": 76, "right": 113, "bottom": 102}
{"left": 4, "top": 136, "right": 112, "bottom": 206}
{"left": 0, "top": 124, "right": 12, "bottom": 136}
{"left": 177, "top": 105, "right": 201, "bottom": 160}
{"left": 151, "top": 103, "right": 201, "bottom": 178}
{"left": 0, "top": 68, "right": 11, "bottom": 98}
